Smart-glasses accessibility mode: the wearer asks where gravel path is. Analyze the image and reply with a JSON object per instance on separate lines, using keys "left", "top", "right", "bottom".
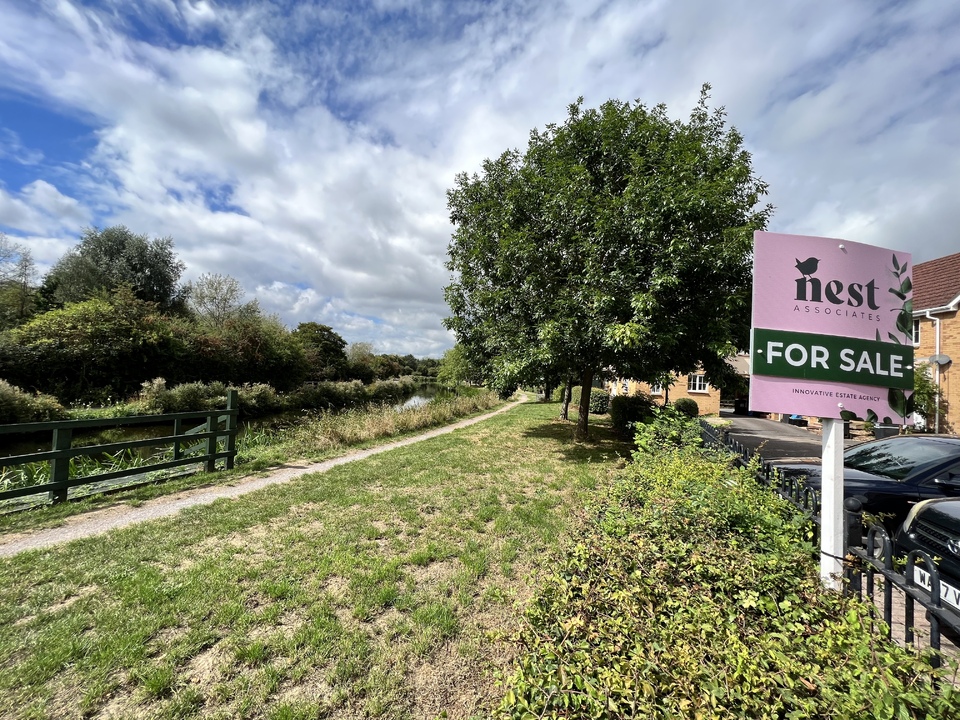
{"left": 0, "top": 397, "right": 525, "bottom": 558}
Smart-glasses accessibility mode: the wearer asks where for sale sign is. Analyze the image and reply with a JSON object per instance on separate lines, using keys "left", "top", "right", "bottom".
{"left": 749, "top": 232, "right": 914, "bottom": 422}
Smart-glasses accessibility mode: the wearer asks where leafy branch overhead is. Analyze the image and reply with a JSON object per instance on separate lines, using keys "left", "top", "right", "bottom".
{"left": 444, "top": 84, "right": 772, "bottom": 439}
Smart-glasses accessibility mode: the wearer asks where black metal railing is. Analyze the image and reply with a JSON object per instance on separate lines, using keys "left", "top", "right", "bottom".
{"left": 701, "top": 419, "right": 960, "bottom": 662}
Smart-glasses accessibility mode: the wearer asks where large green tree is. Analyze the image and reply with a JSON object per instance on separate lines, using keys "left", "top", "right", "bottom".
{"left": 445, "top": 87, "right": 771, "bottom": 438}
{"left": 43, "top": 225, "right": 187, "bottom": 310}
{"left": 291, "top": 322, "right": 349, "bottom": 380}
{"left": 4, "top": 286, "right": 181, "bottom": 402}
{"left": 186, "top": 272, "right": 259, "bottom": 328}
{"left": 0, "top": 233, "right": 37, "bottom": 329}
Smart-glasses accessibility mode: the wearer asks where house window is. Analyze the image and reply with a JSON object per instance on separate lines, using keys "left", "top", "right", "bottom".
{"left": 687, "top": 374, "right": 708, "bottom": 393}
{"left": 913, "top": 318, "right": 921, "bottom": 346}
{"left": 649, "top": 383, "right": 663, "bottom": 395}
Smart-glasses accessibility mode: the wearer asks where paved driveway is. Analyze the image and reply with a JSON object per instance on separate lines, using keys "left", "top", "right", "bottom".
{"left": 719, "top": 411, "right": 862, "bottom": 462}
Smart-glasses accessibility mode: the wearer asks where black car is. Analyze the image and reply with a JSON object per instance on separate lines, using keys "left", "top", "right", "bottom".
{"left": 775, "top": 435, "right": 960, "bottom": 531}
{"left": 895, "top": 498, "right": 960, "bottom": 615}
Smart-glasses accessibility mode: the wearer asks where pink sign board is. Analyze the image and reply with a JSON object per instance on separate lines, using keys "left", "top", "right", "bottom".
{"left": 749, "top": 232, "right": 914, "bottom": 422}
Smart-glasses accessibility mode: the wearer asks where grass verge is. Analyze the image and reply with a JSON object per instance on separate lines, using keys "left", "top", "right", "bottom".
{"left": 0, "top": 401, "right": 630, "bottom": 719}
{"left": 0, "top": 392, "right": 504, "bottom": 536}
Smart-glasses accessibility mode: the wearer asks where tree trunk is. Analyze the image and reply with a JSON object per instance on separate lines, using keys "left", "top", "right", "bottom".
{"left": 560, "top": 377, "right": 573, "bottom": 420}
{"left": 543, "top": 384, "right": 555, "bottom": 403}
{"left": 575, "top": 370, "right": 593, "bottom": 441}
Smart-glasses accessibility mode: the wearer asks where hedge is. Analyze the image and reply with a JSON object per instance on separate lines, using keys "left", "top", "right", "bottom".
{"left": 497, "top": 412, "right": 959, "bottom": 718}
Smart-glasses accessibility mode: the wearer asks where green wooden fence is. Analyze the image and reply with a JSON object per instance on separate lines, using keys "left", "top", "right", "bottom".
{"left": 0, "top": 390, "right": 239, "bottom": 507}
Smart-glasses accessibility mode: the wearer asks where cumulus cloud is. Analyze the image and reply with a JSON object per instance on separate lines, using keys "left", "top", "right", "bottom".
{"left": 0, "top": 0, "right": 957, "bottom": 355}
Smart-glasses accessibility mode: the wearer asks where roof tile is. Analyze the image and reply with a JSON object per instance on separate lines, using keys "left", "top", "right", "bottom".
{"left": 913, "top": 251, "right": 960, "bottom": 311}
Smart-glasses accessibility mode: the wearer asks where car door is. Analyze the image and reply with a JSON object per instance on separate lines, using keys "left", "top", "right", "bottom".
{"left": 916, "top": 461, "right": 960, "bottom": 504}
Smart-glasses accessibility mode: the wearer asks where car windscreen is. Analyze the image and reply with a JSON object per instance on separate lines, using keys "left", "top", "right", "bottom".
{"left": 843, "top": 438, "right": 959, "bottom": 480}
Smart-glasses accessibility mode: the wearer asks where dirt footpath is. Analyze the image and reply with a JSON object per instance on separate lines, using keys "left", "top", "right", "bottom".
{"left": 0, "top": 398, "right": 524, "bottom": 558}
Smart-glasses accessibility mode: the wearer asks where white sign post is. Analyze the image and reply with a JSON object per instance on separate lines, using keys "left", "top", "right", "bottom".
{"left": 749, "top": 233, "right": 914, "bottom": 591}
{"left": 820, "top": 418, "right": 845, "bottom": 587}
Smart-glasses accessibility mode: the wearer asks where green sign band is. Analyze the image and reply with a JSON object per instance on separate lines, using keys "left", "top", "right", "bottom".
{"left": 751, "top": 328, "right": 914, "bottom": 389}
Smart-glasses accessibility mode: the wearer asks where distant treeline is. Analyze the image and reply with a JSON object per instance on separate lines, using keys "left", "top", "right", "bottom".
{"left": 0, "top": 226, "right": 439, "bottom": 404}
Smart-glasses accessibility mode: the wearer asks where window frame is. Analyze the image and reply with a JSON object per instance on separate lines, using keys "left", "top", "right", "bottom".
{"left": 687, "top": 374, "right": 709, "bottom": 393}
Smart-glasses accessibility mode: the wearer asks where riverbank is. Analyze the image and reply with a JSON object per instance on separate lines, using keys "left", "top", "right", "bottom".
{"left": 0, "top": 390, "right": 501, "bottom": 535}
{"left": 0, "top": 401, "right": 630, "bottom": 719}
{"left": 0, "top": 396, "right": 523, "bottom": 557}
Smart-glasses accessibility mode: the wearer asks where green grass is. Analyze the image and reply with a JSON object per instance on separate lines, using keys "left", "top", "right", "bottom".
{"left": 0, "top": 401, "right": 629, "bottom": 719}
{"left": 0, "top": 392, "right": 504, "bottom": 535}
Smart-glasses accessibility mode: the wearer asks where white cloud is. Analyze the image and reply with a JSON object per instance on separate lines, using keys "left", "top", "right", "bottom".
{"left": 0, "top": 180, "right": 90, "bottom": 237}
{"left": 0, "top": 0, "right": 958, "bottom": 355}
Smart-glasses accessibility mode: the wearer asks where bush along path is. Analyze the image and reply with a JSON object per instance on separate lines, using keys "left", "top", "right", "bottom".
{"left": 0, "top": 393, "right": 517, "bottom": 557}
{"left": 497, "top": 408, "right": 960, "bottom": 719}
{"left": 0, "top": 401, "right": 631, "bottom": 719}
{"left": 0, "top": 390, "right": 504, "bottom": 540}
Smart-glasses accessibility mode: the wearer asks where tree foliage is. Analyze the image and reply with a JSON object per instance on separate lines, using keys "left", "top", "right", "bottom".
{"left": 292, "top": 322, "right": 349, "bottom": 381}
{"left": 0, "top": 234, "right": 37, "bottom": 329}
{"left": 4, "top": 286, "right": 181, "bottom": 402}
{"left": 186, "top": 272, "right": 258, "bottom": 328}
{"left": 436, "top": 344, "right": 476, "bottom": 389}
{"left": 445, "top": 86, "right": 771, "bottom": 438}
{"left": 913, "top": 362, "right": 946, "bottom": 428}
{"left": 43, "top": 225, "right": 187, "bottom": 310}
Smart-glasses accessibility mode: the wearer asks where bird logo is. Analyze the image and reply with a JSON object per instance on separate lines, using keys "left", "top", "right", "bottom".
{"left": 795, "top": 257, "right": 820, "bottom": 278}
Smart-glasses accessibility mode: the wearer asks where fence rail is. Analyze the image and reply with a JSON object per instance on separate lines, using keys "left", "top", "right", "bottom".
{"left": 701, "top": 419, "right": 960, "bottom": 662}
{"left": 0, "top": 390, "right": 238, "bottom": 507}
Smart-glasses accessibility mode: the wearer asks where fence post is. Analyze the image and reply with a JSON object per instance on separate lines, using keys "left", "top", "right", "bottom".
{"left": 844, "top": 497, "right": 864, "bottom": 595}
{"left": 205, "top": 412, "right": 217, "bottom": 473}
{"left": 49, "top": 427, "right": 72, "bottom": 504}
{"left": 173, "top": 418, "right": 183, "bottom": 461}
{"left": 225, "top": 389, "right": 238, "bottom": 470}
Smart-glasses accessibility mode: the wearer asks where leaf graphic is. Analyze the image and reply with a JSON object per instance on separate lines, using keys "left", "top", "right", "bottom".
{"left": 900, "top": 277, "right": 912, "bottom": 295}
{"left": 840, "top": 410, "right": 860, "bottom": 421}
{"left": 866, "top": 409, "right": 879, "bottom": 423}
{"left": 888, "top": 387, "right": 908, "bottom": 418}
{"left": 889, "top": 288, "right": 906, "bottom": 300}
{"left": 883, "top": 416, "right": 893, "bottom": 425}
{"left": 892, "top": 254, "right": 900, "bottom": 271}
{"left": 904, "top": 299, "right": 913, "bottom": 314}
{"left": 896, "top": 309, "right": 912, "bottom": 335}
{"left": 875, "top": 329, "right": 882, "bottom": 342}
{"left": 905, "top": 391, "right": 915, "bottom": 416}
{"left": 887, "top": 333, "right": 902, "bottom": 345}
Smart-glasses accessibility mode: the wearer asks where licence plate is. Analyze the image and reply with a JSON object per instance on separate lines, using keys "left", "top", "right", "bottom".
{"left": 913, "top": 565, "right": 960, "bottom": 613}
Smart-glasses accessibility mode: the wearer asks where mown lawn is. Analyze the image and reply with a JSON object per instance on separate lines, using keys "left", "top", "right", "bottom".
{"left": 0, "top": 402, "right": 629, "bottom": 720}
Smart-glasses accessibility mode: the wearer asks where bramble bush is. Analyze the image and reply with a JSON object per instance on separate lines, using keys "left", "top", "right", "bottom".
{"left": 498, "top": 411, "right": 960, "bottom": 718}
{"left": 136, "top": 378, "right": 419, "bottom": 419}
{"left": 0, "top": 380, "right": 67, "bottom": 423}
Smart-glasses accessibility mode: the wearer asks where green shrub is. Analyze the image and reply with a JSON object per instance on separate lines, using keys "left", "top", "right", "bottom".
{"left": 632, "top": 405, "right": 702, "bottom": 453}
{"left": 497, "top": 423, "right": 960, "bottom": 718}
{"left": 588, "top": 388, "right": 609, "bottom": 414}
{"left": 608, "top": 393, "right": 655, "bottom": 436}
{"left": 236, "top": 383, "right": 283, "bottom": 416}
{"left": 0, "top": 380, "right": 67, "bottom": 423}
{"left": 561, "top": 386, "right": 610, "bottom": 414}
{"left": 672, "top": 397, "right": 699, "bottom": 418}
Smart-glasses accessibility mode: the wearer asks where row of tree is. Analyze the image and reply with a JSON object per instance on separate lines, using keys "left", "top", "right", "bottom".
{"left": 0, "top": 228, "right": 439, "bottom": 403}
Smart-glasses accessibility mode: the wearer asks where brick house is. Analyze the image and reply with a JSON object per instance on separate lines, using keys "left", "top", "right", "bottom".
{"left": 913, "top": 251, "right": 960, "bottom": 433}
{"left": 607, "top": 371, "right": 721, "bottom": 415}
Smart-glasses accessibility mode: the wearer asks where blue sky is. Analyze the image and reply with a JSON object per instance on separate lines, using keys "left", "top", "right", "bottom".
{"left": 1, "top": 0, "right": 958, "bottom": 356}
